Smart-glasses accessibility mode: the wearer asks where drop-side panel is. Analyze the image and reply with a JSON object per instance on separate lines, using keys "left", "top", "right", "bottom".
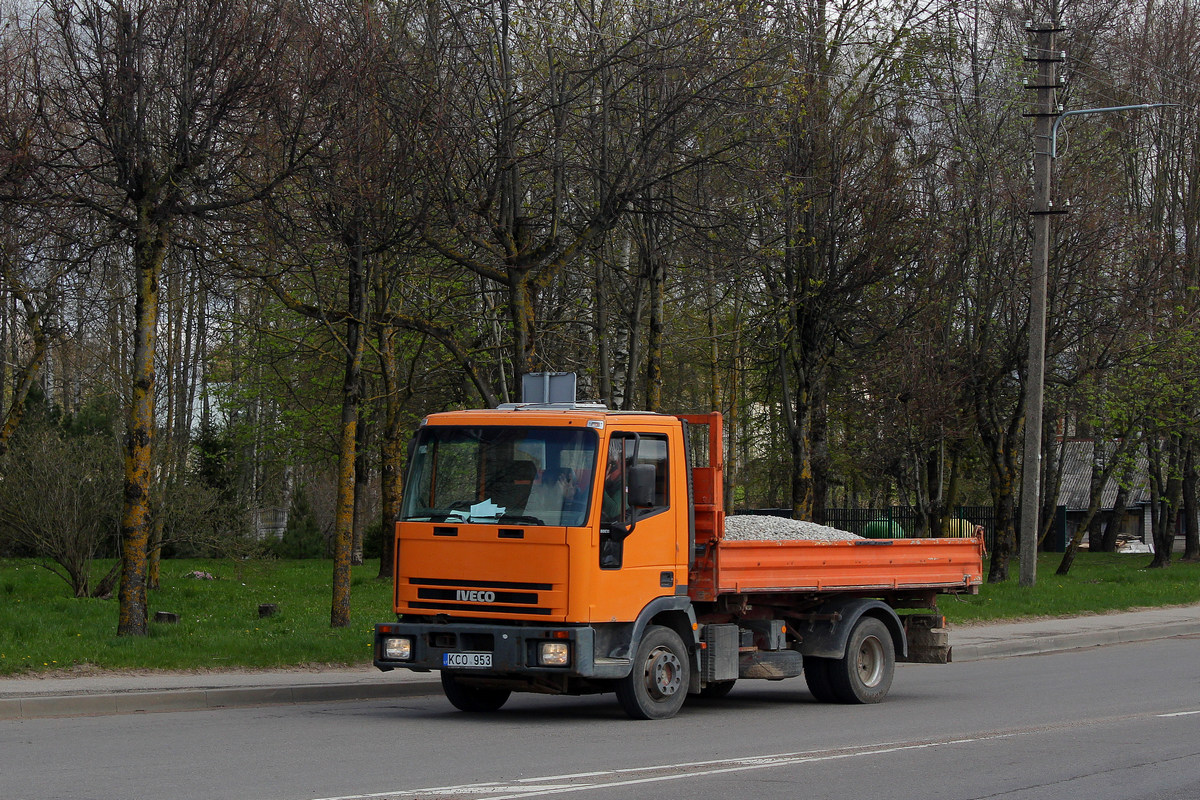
{"left": 711, "top": 538, "right": 985, "bottom": 594}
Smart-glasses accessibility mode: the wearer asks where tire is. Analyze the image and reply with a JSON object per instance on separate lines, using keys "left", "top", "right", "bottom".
{"left": 441, "top": 671, "right": 511, "bottom": 713}
{"left": 697, "top": 679, "right": 737, "bottom": 699}
{"left": 616, "top": 625, "right": 690, "bottom": 720}
{"left": 827, "top": 616, "right": 895, "bottom": 704}
{"left": 803, "top": 656, "right": 837, "bottom": 703}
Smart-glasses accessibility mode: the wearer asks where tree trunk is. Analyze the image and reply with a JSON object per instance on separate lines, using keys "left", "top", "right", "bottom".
{"left": 0, "top": 289, "right": 49, "bottom": 458}
{"left": 621, "top": 240, "right": 646, "bottom": 411}
{"left": 331, "top": 244, "right": 367, "bottom": 628}
{"left": 915, "top": 446, "right": 938, "bottom": 538}
{"left": 376, "top": 311, "right": 404, "bottom": 580}
{"left": 811, "top": 373, "right": 830, "bottom": 526}
{"left": 781, "top": 360, "right": 814, "bottom": 521}
{"left": 93, "top": 561, "right": 122, "bottom": 600}
{"left": 1056, "top": 465, "right": 1112, "bottom": 576}
{"left": 351, "top": 400, "right": 369, "bottom": 567}
{"left": 1182, "top": 436, "right": 1198, "bottom": 561}
{"left": 706, "top": 262, "right": 721, "bottom": 415}
{"left": 989, "top": 485, "right": 1017, "bottom": 582}
{"left": 981, "top": 427, "right": 1018, "bottom": 582}
{"left": 1055, "top": 440, "right": 1128, "bottom": 574}
{"left": 644, "top": 250, "right": 665, "bottom": 412}
{"left": 724, "top": 288, "right": 744, "bottom": 513}
{"left": 594, "top": 249, "right": 613, "bottom": 406}
{"left": 1100, "top": 480, "right": 1131, "bottom": 553}
{"left": 1147, "top": 437, "right": 1182, "bottom": 568}
{"left": 506, "top": 269, "right": 536, "bottom": 390}
{"left": 118, "top": 212, "right": 167, "bottom": 637}
{"left": 1036, "top": 417, "right": 1063, "bottom": 547}
{"left": 0, "top": 291, "right": 7, "bottom": 424}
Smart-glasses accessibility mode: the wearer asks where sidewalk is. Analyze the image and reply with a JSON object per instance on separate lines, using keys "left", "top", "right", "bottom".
{"left": 3, "top": 604, "right": 1198, "bottom": 721}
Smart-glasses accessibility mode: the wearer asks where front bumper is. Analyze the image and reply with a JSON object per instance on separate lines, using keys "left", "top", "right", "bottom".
{"left": 374, "top": 621, "right": 628, "bottom": 679}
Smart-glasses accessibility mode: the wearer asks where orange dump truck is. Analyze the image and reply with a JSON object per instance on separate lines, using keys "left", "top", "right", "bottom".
{"left": 374, "top": 396, "right": 983, "bottom": 720}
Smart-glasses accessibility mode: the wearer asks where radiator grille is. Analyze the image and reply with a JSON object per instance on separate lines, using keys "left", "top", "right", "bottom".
{"left": 407, "top": 577, "right": 553, "bottom": 616}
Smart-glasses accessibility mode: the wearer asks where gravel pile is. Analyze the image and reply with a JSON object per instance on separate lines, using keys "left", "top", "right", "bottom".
{"left": 722, "top": 514, "right": 863, "bottom": 542}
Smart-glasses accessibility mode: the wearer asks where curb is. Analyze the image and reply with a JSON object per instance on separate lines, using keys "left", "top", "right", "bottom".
{"left": 0, "top": 678, "right": 441, "bottom": 722}
{"left": 949, "top": 619, "right": 1200, "bottom": 662}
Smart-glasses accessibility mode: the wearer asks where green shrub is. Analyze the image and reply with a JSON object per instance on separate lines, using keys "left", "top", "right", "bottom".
{"left": 363, "top": 518, "right": 385, "bottom": 560}
{"left": 270, "top": 490, "right": 328, "bottom": 559}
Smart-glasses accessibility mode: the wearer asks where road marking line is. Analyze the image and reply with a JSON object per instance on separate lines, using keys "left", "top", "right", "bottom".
{"left": 311, "top": 732, "right": 1026, "bottom": 800}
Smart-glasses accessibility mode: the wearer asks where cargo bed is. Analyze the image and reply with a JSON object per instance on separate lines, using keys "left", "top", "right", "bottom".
{"left": 690, "top": 537, "right": 985, "bottom": 599}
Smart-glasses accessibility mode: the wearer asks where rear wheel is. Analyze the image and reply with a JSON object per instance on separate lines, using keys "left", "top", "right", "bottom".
{"left": 827, "top": 617, "right": 895, "bottom": 704}
{"left": 441, "top": 671, "right": 511, "bottom": 713}
{"left": 803, "top": 656, "right": 837, "bottom": 702}
{"left": 616, "top": 625, "right": 690, "bottom": 720}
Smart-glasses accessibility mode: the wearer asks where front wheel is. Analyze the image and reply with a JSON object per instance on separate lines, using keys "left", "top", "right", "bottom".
{"left": 441, "top": 671, "right": 511, "bottom": 713}
{"left": 828, "top": 616, "right": 895, "bottom": 704}
{"left": 616, "top": 625, "right": 690, "bottom": 720}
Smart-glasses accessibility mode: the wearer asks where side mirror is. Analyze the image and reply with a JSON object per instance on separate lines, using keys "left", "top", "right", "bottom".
{"left": 628, "top": 464, "right": 656, "bottom": 508}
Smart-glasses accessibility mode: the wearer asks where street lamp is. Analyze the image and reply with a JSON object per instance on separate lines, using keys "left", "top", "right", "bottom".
{"left": 1051, "top": 105, "right": 1178, "bottom": 158}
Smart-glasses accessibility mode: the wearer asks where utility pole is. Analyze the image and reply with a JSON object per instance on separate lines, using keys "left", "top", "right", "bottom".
{"left": 1019, "top": 17, "right": 1065, "bottom": 588}
{"left": 1018, "top": 18, "right": 1174, "bottom": 587}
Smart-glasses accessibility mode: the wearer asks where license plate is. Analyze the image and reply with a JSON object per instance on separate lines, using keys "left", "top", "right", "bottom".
{"left": 443, "top": 652, "right": 492, "bottom": 669}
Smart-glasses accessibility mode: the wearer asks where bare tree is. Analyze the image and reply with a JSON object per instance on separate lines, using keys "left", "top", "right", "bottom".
{"left": 28, "top": 0, "right": 316, "bottom": 634}
{"left": 1075, "top": 0, "right": 1200, "bottom": 566}
{"left": 416, "top": 0, "right": 754, "bottom": 401}
{"left": 252, "top": 0, "right": 443, "bottom": 626}
{"left": 0, "top": 10, "right": 56, "bottom": 456}
{"left": 748, "top": 0, "right": 936, "bottom": 519}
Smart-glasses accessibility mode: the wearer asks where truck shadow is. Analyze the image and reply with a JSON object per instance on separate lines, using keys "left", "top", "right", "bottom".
{"left": 353, "top": 681, "right": 903, "bottom": 725}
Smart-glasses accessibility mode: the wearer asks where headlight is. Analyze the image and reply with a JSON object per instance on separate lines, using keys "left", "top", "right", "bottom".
{"left": 382, "top": 636, "right": 413, "bottom": 661}
{"left": 539, "top": 641, "right": 570, "bottom": 667}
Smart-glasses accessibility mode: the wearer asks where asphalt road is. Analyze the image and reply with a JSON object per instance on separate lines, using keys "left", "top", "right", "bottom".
{"left": 2, "top": 633, "right": 1197, "bottom": 800}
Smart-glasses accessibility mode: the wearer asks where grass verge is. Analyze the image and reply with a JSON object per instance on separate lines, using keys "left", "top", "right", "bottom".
{"left": 941, "top": 552, "right": 1200, "bottom": 623}
{"left": 2, "top": 552, "right": 1198, "bottom": 675}
{"left": 0, "top": 558, "right": 392, "bottom": 676}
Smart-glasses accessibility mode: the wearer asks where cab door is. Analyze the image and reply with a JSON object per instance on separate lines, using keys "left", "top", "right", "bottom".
{"left": 589, "top": 429, "right": 681, "bottom": 622}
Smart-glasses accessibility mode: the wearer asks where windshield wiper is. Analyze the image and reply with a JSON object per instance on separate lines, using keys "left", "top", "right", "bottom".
{"left": 410, "top": 508, "right": 541, "bottom": 525}
{"left": 498, "top": 514, "right": 543, "bottom": 525}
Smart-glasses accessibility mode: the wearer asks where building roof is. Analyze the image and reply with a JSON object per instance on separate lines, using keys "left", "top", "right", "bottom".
{"left": 1054, "top": 440, "right": 1150, "bottom": 511}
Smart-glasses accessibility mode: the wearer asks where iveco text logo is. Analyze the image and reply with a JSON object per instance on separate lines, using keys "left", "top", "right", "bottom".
{"left": 456, "top": 590, "right": 496, "bottom": 603}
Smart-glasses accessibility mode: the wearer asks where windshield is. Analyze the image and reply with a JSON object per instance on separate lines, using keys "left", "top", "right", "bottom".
{"left": 401, "top": 426, "right": 599, "bottom": 526}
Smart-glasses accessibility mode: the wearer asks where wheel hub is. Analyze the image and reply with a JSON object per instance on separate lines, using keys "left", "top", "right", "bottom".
{"left": 646, "top": 647, "right": 683, "bottom": 699}
{"left": 856, "top": 635, "right": 885, "bottom": 687}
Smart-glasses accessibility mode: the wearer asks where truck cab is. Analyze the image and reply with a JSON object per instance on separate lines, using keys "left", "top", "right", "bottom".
{"left": 375, "top": 404, "right": 706, "bottom": 715}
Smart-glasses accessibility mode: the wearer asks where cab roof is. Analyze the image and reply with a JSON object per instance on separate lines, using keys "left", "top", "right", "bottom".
{"left": 421, "top": 404, "right": 678, "bottom": 429}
